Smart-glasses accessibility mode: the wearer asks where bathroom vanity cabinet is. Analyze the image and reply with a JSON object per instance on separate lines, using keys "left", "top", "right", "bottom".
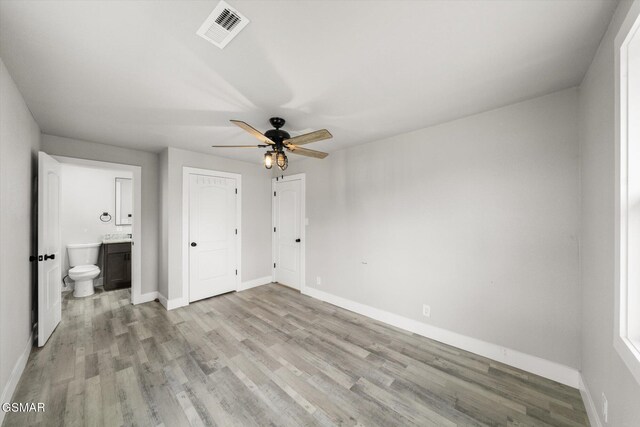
{"left": 102, "top": 242, "right": 131, "bottom": 291}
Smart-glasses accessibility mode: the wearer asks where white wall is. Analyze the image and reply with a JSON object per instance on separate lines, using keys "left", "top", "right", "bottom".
{"left": 0, "top": 58, "right": 40, "bottom": 418}
{"left": 578, "top": 0, "right": 640, "bottom": 425}
{"left": 59, "top": 163, "right": 132, "bottom": 286}
{"left": 160, "top": 147, "right": 271, "bottom": 304}
{"left": 41, "top": 134, "right": 159, "bottom": 295}
{"left": 284, "top": 88, "right": 581, "bottom": 369}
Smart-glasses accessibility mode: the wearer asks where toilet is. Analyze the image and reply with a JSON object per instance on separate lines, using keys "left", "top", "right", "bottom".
{"left": 67, "top": 243, "right": 101, "bottom": 297}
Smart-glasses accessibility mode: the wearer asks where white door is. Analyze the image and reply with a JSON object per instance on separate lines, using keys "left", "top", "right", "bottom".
{"left": 38, "top": 152, "right": 62, "bottom": 347}
{"left": 188, "top": 173, "right": 237, "bottom": 302}
{"left": 274, "top": 178, "right": 303, "bottom": 289}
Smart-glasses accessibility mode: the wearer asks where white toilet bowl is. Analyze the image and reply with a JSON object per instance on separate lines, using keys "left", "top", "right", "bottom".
{"left": 68, "top": 265, "right": 100, "bottom": 297}
{"left": 67, "top": 243, "right": 102, "bottom": 297}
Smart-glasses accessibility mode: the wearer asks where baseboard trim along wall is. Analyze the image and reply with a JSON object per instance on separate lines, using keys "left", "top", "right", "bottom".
{"left": 158, "top": 293, "right": 168, "bottom": 309}
{"left": 157, "top": 294, "right": 186, "bottom": 310}
{"left": 579, "top": 375, "right": 603, "bottom": 427}
{"left": 239, "top": 276, "right": 273, "bottom": 292}
{"left": 157, "top": 277, "right": 271, "bottom": 311}
{"left": 303, "top": 286, "right": 581, "bottom": 389}
{"left": 0, "top": 333, "right": 33, "bottom": 426}
{"left": 135, "top": 291, "right": 159, "bottom": 305}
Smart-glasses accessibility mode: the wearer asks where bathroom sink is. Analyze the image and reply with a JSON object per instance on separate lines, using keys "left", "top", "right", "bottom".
{"left": 102, "top": 233, "right": 132, "bottom": 244}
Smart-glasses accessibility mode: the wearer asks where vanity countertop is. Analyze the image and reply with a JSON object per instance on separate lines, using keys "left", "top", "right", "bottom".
{"left": 103, "top": 233, "right": 132, "bottom": 244}
{"left": 102, "top": 238, "right": 132, "bottom": 244}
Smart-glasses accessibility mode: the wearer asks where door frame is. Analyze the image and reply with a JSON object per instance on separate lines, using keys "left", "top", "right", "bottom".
{"left": 614, "top": 0, "right": 640, "bottom": 385}
{"left": 271, "top": 173, "right": 306, "bottom": 292}
{"left": 52, "top": 156, "right": 143, "bottom": 304}
{"left": 182, "top": 167, "right": 242, "bottom": 304}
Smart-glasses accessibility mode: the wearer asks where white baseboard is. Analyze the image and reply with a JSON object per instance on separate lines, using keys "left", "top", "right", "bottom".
{"left": 239, "top": 276, "right": 273, "bottom": 291}
{"left": 158, "top": 275, "right": 271, "bottom": 311}
{"left": 579, "top": 375, "right": 602, "bottom": 427}
{"left": 134, "top": 291, "right": 158, "bottom": 305}
{"left": 157, "top": 276, "right": 271, "bottom": 311}
{"left": 157, "top": 293, "right": 187, "bottom": 310}
{"left": 0, "top": 333, "right": 33, "bottom": 425}
{"left": 158, "top": 293, "right": 168, "bottom": 309}
{"left": 303, "top": 286, "right": 580, "bottom": 389}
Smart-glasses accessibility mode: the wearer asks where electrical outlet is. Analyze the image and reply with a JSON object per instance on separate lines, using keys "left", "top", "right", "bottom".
{"left": 422, "top": 304, "right": 430, "bottom": 317}
{"left": 602, "top": 392, "right": 608, "bottom": 423}
{"left": 316, "top": 276, "right": 322, "bottom": 285}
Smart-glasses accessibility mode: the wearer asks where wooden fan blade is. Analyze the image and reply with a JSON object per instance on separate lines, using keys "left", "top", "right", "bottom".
{"left": 211, "top": 145, "right": 269, "bottom": 148}
{"left": 286, "top": 146, "right": 329, "bottom": 159}
{"left": 230, "top": 120, "right": 275, "bottom": 145}
{"left": 283, "top": 129, "right": 332, "bottom": 146}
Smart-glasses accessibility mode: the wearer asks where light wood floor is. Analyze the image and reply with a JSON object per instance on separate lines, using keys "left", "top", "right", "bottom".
{"left": 5, "top": 284, "right": 589, "bottom": 427}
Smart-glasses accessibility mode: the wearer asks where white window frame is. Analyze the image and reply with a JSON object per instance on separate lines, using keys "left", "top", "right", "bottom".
{"left": 615, "top": 0, "right": 640, "bottom": 385}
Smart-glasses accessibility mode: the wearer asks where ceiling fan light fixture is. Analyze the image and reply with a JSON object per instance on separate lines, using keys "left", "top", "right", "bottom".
{"left": 276, "top": 151, "right": 287, "bottom": 169}
{"left": 264, "top": 151, "right": 274, "bottom": 169}
{"left": 280, "top": 155, "right": 288, "bottom": 171}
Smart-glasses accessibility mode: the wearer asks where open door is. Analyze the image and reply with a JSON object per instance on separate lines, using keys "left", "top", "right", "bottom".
{"left": 37, "top": 152, "right": 61, "bottom": 347}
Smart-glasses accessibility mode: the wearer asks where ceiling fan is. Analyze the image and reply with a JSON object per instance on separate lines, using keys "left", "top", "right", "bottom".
{"left": 212, "top": 117, "right": 332, "bottom": 170}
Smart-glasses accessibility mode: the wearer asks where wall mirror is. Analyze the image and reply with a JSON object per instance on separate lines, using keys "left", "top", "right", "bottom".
{"left": 115, "top": 177, "right": 133, "bottom": 225}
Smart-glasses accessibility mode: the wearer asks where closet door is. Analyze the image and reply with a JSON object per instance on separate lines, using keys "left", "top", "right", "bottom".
{"left": 273, "top": 178, "right": 302, "bottom": 290}
{"left": 188, "top": 173, "right": 237, "bottom": 302}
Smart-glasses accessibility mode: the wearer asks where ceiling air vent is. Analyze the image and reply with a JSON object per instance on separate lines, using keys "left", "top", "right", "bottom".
{"left": 197, "top": 1, "right": 250, "bottom": 49}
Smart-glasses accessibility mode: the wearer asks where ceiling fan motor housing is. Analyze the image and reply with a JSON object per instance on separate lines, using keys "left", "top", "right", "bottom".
{"left": 265, "top": 117, "right": 290, "bottom": 150}
{"left": 264, "top": 129, "right": 290, "bottom": 145}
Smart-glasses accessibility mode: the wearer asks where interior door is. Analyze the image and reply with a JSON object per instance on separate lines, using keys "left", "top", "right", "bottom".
{"left": 274, "top": 178, "right": 302, "bottom": 289}
{"left": 188, "top": 173, "right": 237, "bottom": 302}
{"left": 38, "top": 152, "right": 62, "bottom": 347}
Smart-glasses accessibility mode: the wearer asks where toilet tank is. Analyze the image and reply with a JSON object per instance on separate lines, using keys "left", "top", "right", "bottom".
{"left": 67, "top": 243, "right": 101, "bottom": 267}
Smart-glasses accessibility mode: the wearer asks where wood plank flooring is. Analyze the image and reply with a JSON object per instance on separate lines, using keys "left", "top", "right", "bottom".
{"left": 4, "top": 284, "right": 589, "bottom": 426}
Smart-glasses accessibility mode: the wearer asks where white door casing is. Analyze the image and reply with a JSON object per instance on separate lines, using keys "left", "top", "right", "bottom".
{"left": 273, "top": 175, "right": 305, "bottom": 290}
{"left": 187, "top": 172, "right": 239, "bottom": 302}
{"left": 38, "top": 152, "right": 62, "bottom": 347}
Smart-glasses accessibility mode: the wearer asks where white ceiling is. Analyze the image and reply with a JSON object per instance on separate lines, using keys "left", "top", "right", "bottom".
{"left": 0, "top": 0, "right": 617, "bottom": 164}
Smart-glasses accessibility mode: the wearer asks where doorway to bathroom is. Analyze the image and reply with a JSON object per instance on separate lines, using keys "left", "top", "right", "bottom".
{"left": 37, "top": 152, "right": 143, "bottom": 346}
{"left": 55, "top": 155, "right": 142, "bottom": 303}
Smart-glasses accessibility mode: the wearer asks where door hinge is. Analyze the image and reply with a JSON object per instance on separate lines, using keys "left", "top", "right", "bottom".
{"left": 273, "top": 227, "right": 276, "bottom": 232}
{"left": 273, "top": 263, "right": 276, "bottom": 268}
{"left": 235, "top": 228, "right": 238, "bottom": 235}
{"left": 274, "top": 191, "right": 276, "bottom": 197}
{"left": 235, "top": 188, "right": 238, "bottom": 194}
{"left": 235, "top": 269, "right": 238, "bottom": 275}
